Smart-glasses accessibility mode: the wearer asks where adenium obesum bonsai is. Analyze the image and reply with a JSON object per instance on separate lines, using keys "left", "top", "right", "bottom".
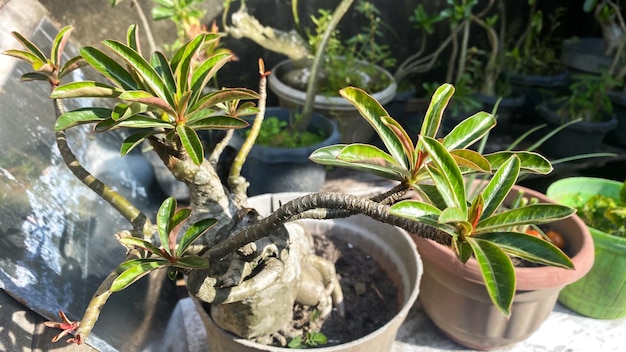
{"left": 3, "top": 25, "right": 575, "bottom": 347}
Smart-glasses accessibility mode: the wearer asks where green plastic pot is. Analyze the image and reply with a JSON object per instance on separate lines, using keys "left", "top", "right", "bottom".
{"left": 547, "top": 177, "right": 626, "bottom": 319}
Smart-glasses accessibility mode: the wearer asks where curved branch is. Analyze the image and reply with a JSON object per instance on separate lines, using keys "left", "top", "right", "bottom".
{"left": 206, "top": 192, "right": 452, "bottom": 261}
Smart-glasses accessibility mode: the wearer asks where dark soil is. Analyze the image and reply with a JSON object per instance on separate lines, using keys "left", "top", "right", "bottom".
{"left": 288, "top": 232, "right": 399, "bottom": 347}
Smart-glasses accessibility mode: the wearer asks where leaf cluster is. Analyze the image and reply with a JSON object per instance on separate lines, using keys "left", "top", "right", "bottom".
{"left": 50, "top": 25, "right": 259, "bottom": 165}
{"left": 311, "top": 84, "right": 574, "bottom": 316}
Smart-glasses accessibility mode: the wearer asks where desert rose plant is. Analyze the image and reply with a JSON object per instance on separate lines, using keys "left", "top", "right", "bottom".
{"left": 3, "top": 24, "right": 574, "bottom": 347}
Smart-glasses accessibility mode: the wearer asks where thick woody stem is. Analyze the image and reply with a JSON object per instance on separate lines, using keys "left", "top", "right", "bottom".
{"left": 206, "top": 192, "right": 452, "bottom": 261}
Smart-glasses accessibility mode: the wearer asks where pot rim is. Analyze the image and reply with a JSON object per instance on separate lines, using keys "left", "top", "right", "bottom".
{"left": 414, "top": 184, "right": 595, "bottom": 291}
{"left": 267, "top": 59, "right": 397, "bottom": 110}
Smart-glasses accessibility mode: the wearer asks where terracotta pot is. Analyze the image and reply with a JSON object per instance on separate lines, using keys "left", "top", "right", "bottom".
{"left": 193, "top": 193, "right": 422, "bottom": 351}
{"left": 268, "top": 59, "right": 397, "bottom": 144}
{"left": 412, "top": 184, "right": 595, "bottom": 350}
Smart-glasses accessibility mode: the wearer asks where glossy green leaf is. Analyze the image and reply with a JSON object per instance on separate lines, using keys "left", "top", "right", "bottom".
{"left": 177, "top": 218, "right": 216, "bottom": 257}
{"left": 112, "top": 102, "right": 151, "bottom": 121}
{"left": 421, "top": 84, "right": 454, "bottom": 139}
{"left": 173, "top": 34, "right": 206, "bottom": 92}
{"left": 152, "top": 6, "right": 176, "bottom": 20}
{"left": 126, "top": 24, "right": 140, "bottom": 53}
{"left": 11, "top": 31, "right": 47, "bottom": 63}
{"left": 466, "top": 237, "right": 515, "bottom": 316}
{"left": 186, "top": 115, "right": 249, "bottom": 130}
{"left": 102, "top": 40, "right": 174, "bottom": 106}
{"left": 177, "top": 125, "right": 204, "bottom": 165}
{"left": 111, "top": 259, "right": 167, "bottom": 292}
{"left": 439, "top": 206, "right": 467, "bottom": 224}
{"left": 479, "top": 155, "right": 520, "bottom": 220}
{"left": 382, "top": 116, "right": 415, "bottom": 168}
{"left": 59, "top": 56, "right": 87, "bottom": 79}
{"left": 2, "top": 49, "right": 40, "bottom": 65}
{"left": 118, "top": 90, "right": 176, "bottom": 116}
{"left": 168, "top": 208, "right": 192, "bottom": 234}
{"left": 80, "top": 46, "right": 138, "bottom": 90}
{"left": 484, "top": 151, "right": 552, "bottom": 175}
{"left": 339, "top": 87, "right": 407, "bottom": 169}
{"left": 51, "top": 81, "right": 122, "bottom": 98}
{"left": 475, "top": 232, "right": 574, "bottom": 268}
{"left": 157, "top": 197, "right": 177, "bottom": 256}
{"left": 20, "top": 72, "right": 50, "bottom": 82}
{"left": 309, "top": 145, "right": 407, "bottom": 180}
{"left": 121, "top": 130, "right": 159, "bottom": 156}
{"left": 389, "top": 200, "right": 456, "bottom": 235}
{"left": 412, "top": 184, "right": 448, "bottom": 210}
{"left": 95, "top": 115, "right": 174, "bottom": 132}
{"left": 51, "top": 25, "right": 74, "bottom": 68}
{"left": 55, "top": 107, "right": 111, "bottom": 131}
{"left": 443, "top": 111, "right": 495, "bottom": 150}
{"left": 421, "top": 136, "right": 466, "bottom": 212}
{"left": 151, "top": 51, "right": 177, "bottom": 99}
{"left": 191, "top": 88, "right": 260, "bottom": 112}
{"left": 175, "top": 256, "right": 209, "bottom": 269}
{"left": 450, "top": 149, "right": 491, "bottom": 173}
{"left": 476, "top": 204, "right": 575, "bottom": 232}
{"left": 117, "top": 236, "right": 167, "bottom": 258}
{"left": 190, "top": 52, "right": 233, "bottom": 102}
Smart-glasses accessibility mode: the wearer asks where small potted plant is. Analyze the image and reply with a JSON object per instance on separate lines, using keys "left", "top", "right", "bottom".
{"left": 222, "top": 0, "right": 397, "bottom": 143}
{"left": 537, "top": 73, "right": 619, "bottom": 158}
{"left": 547, "top": 176, "right": 626, "bottom": 320}
{"left": 4, "top": 22, "right": 588, "bottom": 351}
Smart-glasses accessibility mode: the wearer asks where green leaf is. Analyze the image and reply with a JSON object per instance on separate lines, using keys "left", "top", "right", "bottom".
{"left": 191, "top": 88, "right": 260, "bottom": 112}
{"left": 412, "top": 184, "right": 448, "bottom": 210}
{"left": 152, "top": 6, "right": 176, "bottom": 20}
{"left": 54, "top": 107, "right": 111, "bottom": 131}
{"left": 186, "top": 115, "right": 249, "bottom": 130}
{"left": 476, "top": 204, "right": 575, "bottom": 232}
{"left": 151, "top": 51, "right": 177, "bottom": 99}
{"left": 443, "top": 111, "right": 496, "bottom": 150}
{"left": 475, "top": 232, "right": 574, "bottom": 268}
{"left": 190, "top": 52, "right": 233, "bottom": 103}
{"left": 80, "top": 46, "right": 138, "bottom": 90}
{"left": 51, "top": 81, "right": 122, "bottom": 99}
{"left": 439, "top": 206, "right": 467, "bottom": 223}
{"left": 11, "top": 31, "right": 47, "bottom": 63}
{"left": 118, "top": 90, "right": 176, "bottom": 116}
{"left": 112, "top": 102, "right": 151, "bottom": 121}
{"left": 94, "top": 115, "right": 174, "bottom": 132}
{"left": 177, "top": 125, "right": 204, "bottom": 165}
{"left": 466, "top": 237, "right": 515, "bottom": 316}
{"left": 421, "top": 136, "right": 466, "bottom": 212}
{"left": 102, "top": 39, "right": 174, "bottom": 106}
{"left": 121, "top": 130, "right": 159, "bottom": 156}
{"left": 20, "top": 72, "right": 50, "bottom": 82}
{"left": 450, "top": 149, "right": 491, "bottom": 173}
{"left": 126, "top": 24, "right": 140, "bottom": 53}
{"left": 177, "top": 218, "right": 216, "bottom": 257}
{"left": 382, "top": 116, "right": 415, "bottom": 169}
{"left": 117, "top": 236, "right": 167, "bottom": 258}
{"left": 479, "top": 155, "right": 520, "bottom": 220}
{"left": 51, "top": 25, "right": 74, "bottom": 68}
{"left": 168, "top": 208, "right": 192, "bottom": 234}
{"left": 175, "top": 256, "right": 210, "bottom": 269}
{"left": 157, "top": 197, "right": 177, "bottom": 256}
{"left": 484, "top": 151, "right": 552, "bottom": 175}
{"left": 2, "top": 49, "right": 40, "bottom": 65}
{"left": 339, "top": 87, "right": 407, "bottom": 169}
{"left": 421, "top": 83, "right": 454, "bottom": 139}
{"left": 172, "top": 34, "right": 206, "bottom": 93}
{"left": 389, "top": 200, "right": 456, "bottom": 235}
{"left": 310, "top": 145, "right": 407, "bottom": 180}
{"left": 111, "top": 259, "right": 167, "bottom": 292}
{"left": 59, "top": 56, "right": 88, "bottom": 79}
